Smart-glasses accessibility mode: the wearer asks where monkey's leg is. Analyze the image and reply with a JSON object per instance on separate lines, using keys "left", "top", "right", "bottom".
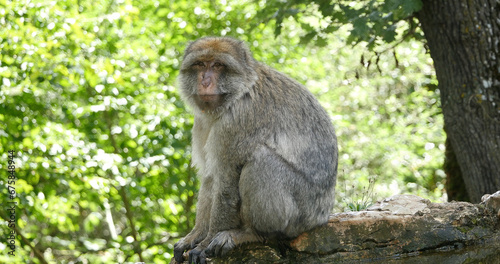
{"left": 201, "top": 144, "right": 304, "bottom": 259}
{"left": 240, "top": 145, "right": 303, "bottom": 235}
{"left": 173, "top": 175, "right": 214, "bottom": 263}
{"left": 241, "top": 143, "right": 335, "bottom": 238}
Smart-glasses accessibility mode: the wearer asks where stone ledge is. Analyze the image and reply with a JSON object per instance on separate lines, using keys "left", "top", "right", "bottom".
{"left": 174, "top": 191, "right": 500, "bottom": 263}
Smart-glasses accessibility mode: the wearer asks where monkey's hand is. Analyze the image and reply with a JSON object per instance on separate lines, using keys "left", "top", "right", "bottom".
{"left": 174, "top": 233, "right": 205, "bottom": 263}
{"left": 173, "top": 239, "right": 189, "bottom": 263}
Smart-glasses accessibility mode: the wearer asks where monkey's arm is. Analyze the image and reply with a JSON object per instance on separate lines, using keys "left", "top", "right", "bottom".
{"left": 187, "top": 164, "right": 242, "bottom": 264}
{"left": 174, "top": 118, "right": 216, "bottom": 263}
{"left": 173, "top": 174, "right": 214, "bottom": 263}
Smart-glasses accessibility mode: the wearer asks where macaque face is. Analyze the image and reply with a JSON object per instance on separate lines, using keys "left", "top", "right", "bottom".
{"left": 191, "top": 60, "right": 228, "bottom": 111}
{"left": 178, "top": 37, "right": 256, "bottom": 114}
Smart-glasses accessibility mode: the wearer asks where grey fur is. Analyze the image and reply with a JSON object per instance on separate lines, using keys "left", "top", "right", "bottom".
{"left": 174, "top": 37, "right": 338, "bottom": 264}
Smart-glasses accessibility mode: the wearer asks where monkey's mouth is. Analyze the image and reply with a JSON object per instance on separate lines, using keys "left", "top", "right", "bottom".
{"left": 194, "top": 94, "right": 228, "bottom": 112}
{"left": 198, "top": 94, "right": 223, "bottom": 102}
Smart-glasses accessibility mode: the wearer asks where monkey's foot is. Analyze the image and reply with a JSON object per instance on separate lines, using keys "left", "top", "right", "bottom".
{"left": 205, "top": 229, "right": 263, "bottom": 257}
{"left": 205, "top": 231, "right": 236, "bottom": 257}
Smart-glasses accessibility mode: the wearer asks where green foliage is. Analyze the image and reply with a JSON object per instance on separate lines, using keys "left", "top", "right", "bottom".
{"left": 0, "top": 0, "right": 443, "bottom": 262}
{"left": 257, "top": 0, "right": 425, "bottom": 49}
{"left": 0, "top": 0, "right": 197, "bottom": 262}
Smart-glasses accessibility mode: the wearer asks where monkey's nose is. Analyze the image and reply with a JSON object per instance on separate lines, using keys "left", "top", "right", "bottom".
{"left": 202, "top": 78, "right": 211, "bottom": 88}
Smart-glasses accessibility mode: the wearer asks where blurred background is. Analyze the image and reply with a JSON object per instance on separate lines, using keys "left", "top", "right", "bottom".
{"left": 0, "top": 0, "right": 443, "bottom": 262}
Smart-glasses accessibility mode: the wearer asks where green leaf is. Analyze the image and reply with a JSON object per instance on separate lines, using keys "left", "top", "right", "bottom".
{"left": 402, "top": 0, "right": 423, "bottom": 13}
{"left": 382, "top": 26, "right": 397, "bottom": 43}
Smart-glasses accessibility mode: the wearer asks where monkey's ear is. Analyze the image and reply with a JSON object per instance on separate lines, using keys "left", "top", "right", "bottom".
{"left": 235, "top": 40, "right": 256, "bottom": 68}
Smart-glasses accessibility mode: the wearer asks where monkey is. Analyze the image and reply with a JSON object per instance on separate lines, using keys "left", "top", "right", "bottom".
{"left": 174, "top": 37, "right": 338, "bottom": 264}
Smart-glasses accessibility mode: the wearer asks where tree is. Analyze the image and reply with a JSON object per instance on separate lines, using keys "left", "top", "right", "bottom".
{"left": 418, "top": 0, "right": 500, "bottom": 202}
{"left": 258, "top": 0, "right": 500, "bottom": 202}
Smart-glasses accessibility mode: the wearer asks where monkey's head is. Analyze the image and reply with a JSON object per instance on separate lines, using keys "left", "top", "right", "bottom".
{"left": 178, "top": 37, "right": 258, "bottom": 114}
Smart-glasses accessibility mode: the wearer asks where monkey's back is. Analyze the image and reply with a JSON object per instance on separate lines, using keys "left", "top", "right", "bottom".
{"left": 255, "top": 63, "right": 337, "bottom": 183}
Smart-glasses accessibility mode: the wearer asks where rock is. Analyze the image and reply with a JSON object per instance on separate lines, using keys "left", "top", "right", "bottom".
{"left": 290, "top": 194, "right": 496, "bottom": 255}
{"left": 367, "top": 194, "right": 431, "bottom": 214}
{"left": 481, "top": 191, "right": 500, "bottom": 219}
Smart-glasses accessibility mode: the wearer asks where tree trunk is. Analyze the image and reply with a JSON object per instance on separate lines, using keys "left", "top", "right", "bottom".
{"left": 418, "top": 0, "right": 500, "bottom": 202}
{"left": 443, "top": 130, "right": 470, "bottom": 201}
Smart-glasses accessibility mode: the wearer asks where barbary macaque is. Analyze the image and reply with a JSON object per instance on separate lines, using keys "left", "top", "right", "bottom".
{"left": 174, "top": 37, "right": 338, "bottom": 264}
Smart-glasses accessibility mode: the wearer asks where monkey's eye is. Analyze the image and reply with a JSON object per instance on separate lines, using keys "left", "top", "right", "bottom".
{"left": 192, "top": 61, "right": 205, "bottom": 67}
{"left": 213, "top": 62, "right": 225, "bottom": 67}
